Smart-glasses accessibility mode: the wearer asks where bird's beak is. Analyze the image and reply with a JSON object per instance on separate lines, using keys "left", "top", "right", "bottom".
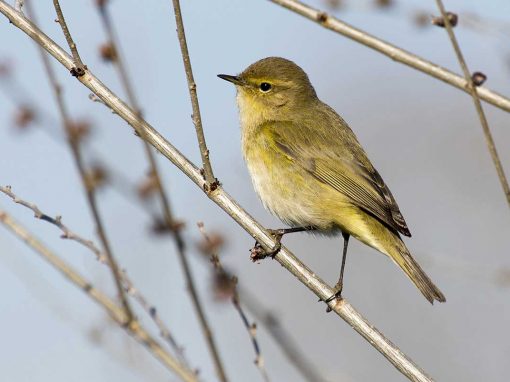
{"left": 217, "top": 74, "right": 245, "bottom": 86}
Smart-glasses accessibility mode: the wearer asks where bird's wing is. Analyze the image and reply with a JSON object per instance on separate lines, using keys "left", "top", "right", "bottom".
{"left": 263, "top": 120, "right": 411, "bottom": 237}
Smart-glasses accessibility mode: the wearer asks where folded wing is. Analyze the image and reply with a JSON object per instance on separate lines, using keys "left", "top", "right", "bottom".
{"left": 266, "top": 120, "right": 411, "bottom": 237}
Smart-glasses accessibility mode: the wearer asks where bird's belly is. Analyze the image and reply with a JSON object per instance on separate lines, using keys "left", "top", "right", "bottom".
{"left": 245, "top": 152, "right": 335, "bottom": 230}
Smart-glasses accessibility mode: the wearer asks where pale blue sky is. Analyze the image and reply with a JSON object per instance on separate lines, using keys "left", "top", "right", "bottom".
{"left": 1, "top": 1, "right": 509, "bottom": 381}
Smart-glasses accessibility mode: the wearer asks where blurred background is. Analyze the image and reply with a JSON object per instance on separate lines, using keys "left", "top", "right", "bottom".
{"left": 1, "top": 0, "right": 509, "bottom": 381}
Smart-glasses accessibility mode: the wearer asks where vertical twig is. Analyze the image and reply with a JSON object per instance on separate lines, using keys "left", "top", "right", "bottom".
{"left": 26, "top": 0, "right": 134, "bottom": 323}
{"left": 434, "top": 0, "right": 510, "bottom": 207}
{"left": 52, "top": 0, "right": 85, "bottom": 76}
{"left": 170, "top": 0, "right": 216, "bottom": 189}
{"left": 232, "top": 295, "right": 270, "bottom": 382}
{"left": 95, "top": 2, "right": 227, "bottom": 380}
{"left": 170, "top": 1, "right": 228, "bottom": 380}
{"left": 240, "top": 290, "right": 329, "bottom": 382}
{"left": 198, "top": 222, "right": 270, "bottom": 382}
{"left": 0, "top": 210, "right": 198, "bottom": 382}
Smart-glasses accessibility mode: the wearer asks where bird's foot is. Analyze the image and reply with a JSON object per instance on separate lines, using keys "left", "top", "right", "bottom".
{"left": 321, "top": 282, "right": 343, "bottom": 313}
{"left": 250, "top": 230, "right": 283, "bottom": 261}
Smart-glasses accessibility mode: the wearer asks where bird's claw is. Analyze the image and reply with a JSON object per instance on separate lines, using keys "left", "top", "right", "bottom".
{"left": 250, "top": 233, "right": 283, "bottom": 262}
{"left": 321, "top": 282, "right": 343, "bottom": 312}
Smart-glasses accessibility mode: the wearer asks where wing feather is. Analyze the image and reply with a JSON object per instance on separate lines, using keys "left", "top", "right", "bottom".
{"left": 267, "top": 120, "right": 411, "bottom": 237}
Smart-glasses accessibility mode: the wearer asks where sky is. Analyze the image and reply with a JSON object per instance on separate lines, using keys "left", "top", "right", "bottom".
{"left": 0, "top": 0, "right": 509, "bottom": 381}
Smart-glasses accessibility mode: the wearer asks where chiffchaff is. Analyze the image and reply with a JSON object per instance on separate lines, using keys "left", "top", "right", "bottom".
{"left": 219, "top": 57, "right": 445, "bottom": 304}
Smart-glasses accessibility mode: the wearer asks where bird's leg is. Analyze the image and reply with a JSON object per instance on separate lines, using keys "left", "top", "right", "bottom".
{"left": 250, "top": 226, "right": 317, "bottom": 261}
{"left": 325, "top": 233, "right": 350, "bottom": 307}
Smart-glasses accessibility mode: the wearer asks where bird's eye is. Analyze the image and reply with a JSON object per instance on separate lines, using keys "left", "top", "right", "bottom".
{"left": 259, "top": 82, "right": 272, "bottom": 92}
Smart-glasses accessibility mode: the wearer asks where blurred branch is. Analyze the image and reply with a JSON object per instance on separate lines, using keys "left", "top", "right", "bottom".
{"left": 432, "top": 1, "right": 510, "bottom": 207}
{"left": 170, "top": 0, "right": 217, "bottom": 188}
{"left": 0, "top": 209, "right": 198, "bottom": 382}
{"left": 0, "top": 67, "right": 161, "bottom": 217}
{"left": 0, "top": 4, "right": 435, "bottom": 381}
{"left": 14, "top": 0, "right": 23, "bottom": 13}
{"left": 25, "top": 0, "right": 134, "bottom": 323}
{"left": 195, "top": 224, "right": 329, "bottom": 381}
{"left": 0, "top": 185, "right": 191, "bottom": 369}
{"left": 121, "top": 271, "right": 189, "bottom": 366}
{"left": 198, "top": 222, "right": 270, "bottom": 382}
{"left": 268, "top": 0, "right": 510, "bottom": 113}
{"left": 461, "top": 13, "right": 510, "bottom": 39}
{"left": 240, "top": 290, "right": 330, "bottom": 382}
{"left": 169, "top": 1, "right": 227, "bottom": 380}
{"left": 94, "top": 2, "right": 227, "bottom": 379}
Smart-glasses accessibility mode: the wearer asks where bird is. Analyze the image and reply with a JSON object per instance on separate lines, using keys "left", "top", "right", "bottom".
{"left": 218, "top": 57, "right": 445, "bottom": 304}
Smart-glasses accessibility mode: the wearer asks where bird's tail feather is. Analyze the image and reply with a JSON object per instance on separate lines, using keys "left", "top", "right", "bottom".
{"left": 389, "top": 240, "right": 446, "bottom": 304}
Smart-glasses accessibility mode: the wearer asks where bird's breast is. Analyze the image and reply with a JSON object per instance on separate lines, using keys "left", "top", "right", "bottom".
{"left": 241, "top": 126, "right": 335, "bottom": 229}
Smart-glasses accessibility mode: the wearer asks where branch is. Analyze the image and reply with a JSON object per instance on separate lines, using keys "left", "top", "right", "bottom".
{"left": 240, "top": 290, "right": 329, "bottom": 382}
{"left": 0, "top": 66, "right": 163, "bottom": 219}
{"left": 232, "top": 296, "right": 270, "bottom": 382}
{"left": 121, "top": 271, "right": 189, "bottom": 366}
{"left": 0, "top": 4, "right": 434, "bottom": 381}
{"left": 267, "top": 0, "right": 510, "bottom": 114}
{"left": 170, "top": 0, "right": 217, "bottom": 188}
{"left": 0, "top": 185, "right": 190, "bottom": 367}
{"left": 52, "top": 0, "right": 85, "bottom": 76}
{"left": 432, "top": 1, "right": 510, "bottom": 206}
{"left": 95, "top": 2, "right": 227, "bottom": 379}
{"left": 198, "top": 222, "right": 270, "bottom": 382}
{"left": 25, "top": 0, "right": 134, "bottom": 323}
{"left": 0, "top": 185, "right": 103, "bottom": 259}
{"left": 196, "top": 224, "right": 330, "bottom": 381}
{"left": 0, "top": 209, "right": 198, "bottom": 382}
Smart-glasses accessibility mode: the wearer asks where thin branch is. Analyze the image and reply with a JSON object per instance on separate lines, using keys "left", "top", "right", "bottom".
{"left": 232, "top": 296, "right": 270, "bottom": 382}
{"left": 95, "top": 2, "right": 227, "bottom": 379}
{"left": 240, "top": 289, "right": 329, "bottom": 382}
{"left": 121, "top": 271, "right": 189, "bottom": 365}
{"left": 25, "top": 0, "right": 134, "bottom": 323}
{"left": 0, "top": 185, "right": 191, "bottom": 367}
{"left": 268, "top": 0, "right": 510, "bottom": 114}
{"left": 1, "top": 185, "right": 104, "bottom": 261}
{"left": 195, "top": 227, "right": 328, "bottom": 382}
{"left": 0, "top": 68, "right": 162, "bottom": 218}
{"left": 0, "top": 4, "right": 435, "bottom": 380}
{"left": 433, "top": 1, "right": 510, "bottom": 206}
{"left": 52, "top": 0, "right": 85, "bottom": 76}
{"left": 198, "top": 222, "right": 270, "bottom": 382}
{"left": 0, "top": 209, "right": 198, "bottom": 382}
{"left": 170, "top": 0, "right": 217, "bottom": 189}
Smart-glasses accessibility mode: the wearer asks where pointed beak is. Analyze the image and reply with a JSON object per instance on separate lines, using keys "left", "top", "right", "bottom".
{"left": 217, "top": 74, "right": 245, "bottom": 86}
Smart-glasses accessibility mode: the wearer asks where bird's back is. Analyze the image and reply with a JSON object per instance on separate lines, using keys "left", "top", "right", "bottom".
{"left": 282, "top": 100, "right": 411, "bottom": 237}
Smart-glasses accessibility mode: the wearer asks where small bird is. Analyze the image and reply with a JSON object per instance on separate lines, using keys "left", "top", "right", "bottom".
{"left": 218, "top": 57, "right": 445, "bottom": 304}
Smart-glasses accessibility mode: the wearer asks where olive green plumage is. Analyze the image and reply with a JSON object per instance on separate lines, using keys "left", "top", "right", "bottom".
{"left": 220, "top": 57, "right": 445, "bottom": 304}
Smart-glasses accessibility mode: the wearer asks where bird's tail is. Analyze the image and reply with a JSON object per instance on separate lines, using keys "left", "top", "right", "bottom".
{"left": 387, "top": 238, "right": 446, "bottom": 304}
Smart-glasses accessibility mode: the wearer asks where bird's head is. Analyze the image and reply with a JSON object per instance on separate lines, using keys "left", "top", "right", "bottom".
{"left": 218, "top": 57, "right": 317, "bottom": 125}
